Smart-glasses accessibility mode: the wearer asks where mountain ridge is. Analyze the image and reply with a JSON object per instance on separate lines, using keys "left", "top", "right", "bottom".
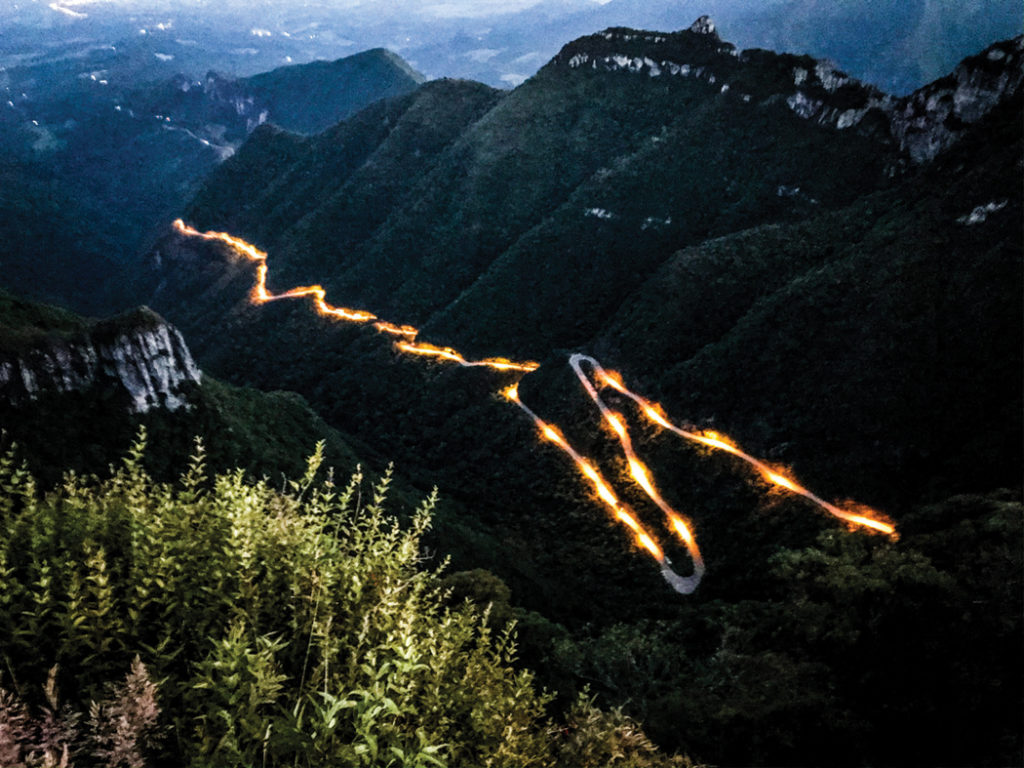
{"left": 4, "top": 22, "right": 1020, "bottom": 766}
{"left": 0, "top": 47, "right": 425, "bottom": 315}
{"left": 142, "top": 24, "right": 1022, "bottom": 604}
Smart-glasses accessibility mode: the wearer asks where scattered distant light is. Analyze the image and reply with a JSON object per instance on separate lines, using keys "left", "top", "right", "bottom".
{"left": 49, "top": 3, "right": 87, "bottom": 19}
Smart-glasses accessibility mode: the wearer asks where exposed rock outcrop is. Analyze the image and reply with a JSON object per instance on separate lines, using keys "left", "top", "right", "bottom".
{"left": 555, "top": 20, "right": 1022, "bottom": 164}
{"left": 689, "top": 15, "right": 717, "bottom": 36}
{"left": 889, "top": 36, "right": 1024, "bottom": 162}
{"left": 0, "top": 308, "right": 201, "bottom": 413}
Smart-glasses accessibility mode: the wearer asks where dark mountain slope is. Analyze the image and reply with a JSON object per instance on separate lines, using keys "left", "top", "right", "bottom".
{"left": 0, "top": 161, "right": 129, "bottom": 315}
{"left": 183, "top": 78, "right": 504, "bottom": 272}
{"left": 138, "top": 31, "right": 1022, "bottom": 764}
{"left": 591, "top": 90, "right": 1023, "bottom": 505}
{"left": 144, "top": 25, "right": 1023, "bottom": 592}
{"left": 172, "top": 22, "right": 899, "bottom": 349}
{"left": 421, "top": 62, "right": 889, "bottom": 355}
{"left": 0, "top": 49, "right": 424, "bottom": 316}
{"left": 242, "top": 48, "right": 425, "bottom": 134}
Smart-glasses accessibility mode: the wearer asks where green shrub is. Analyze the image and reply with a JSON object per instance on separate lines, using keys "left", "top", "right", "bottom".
{"left": 0, "top": 430, "right": 683, "bottom": 767}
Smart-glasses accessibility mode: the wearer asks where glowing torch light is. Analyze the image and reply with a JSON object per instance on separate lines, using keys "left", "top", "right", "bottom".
{"left": 764, "top": 469, "right": 801, "bottom": 493}
{"left": 374, "top": 321, "right": 419, "bottom": 338}
{"left": 174, "top": 220, "right": 538, "bottom": 372}
{"left": 668, "top": 513, "right": 694, "bottom": 544}
{"left": 616, "top": 508, "right": 641, "bottom": 533}
{"left": 847, "top": 514, "right": 896, "bottom": 535}
{"left": 173, "top": 217, "right": 898, "bottom": 595}
{"left": 642, "top": 403, "right": 673, "bottom": 429}
{"left": 252, "top": 264, "right": 270, "bottom": 303}
{"left": 599, "top": 370, "right": 628, "bottom": 393}
{"left": 541, "top": 424, "right": 569, "bottom": 448}
{"left": 637, "top": 532, "right": 663, "bottom": 560}
{"left": 605, "top": 412, "right": 628, "bottom": 439}
{"left": 627, "top": 457, "right": 657, "bottom": 498}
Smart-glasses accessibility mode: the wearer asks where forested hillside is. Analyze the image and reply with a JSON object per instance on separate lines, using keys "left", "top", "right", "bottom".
{"left": 133, "top": 23, "right": 1024, "bottom": 765}
{"left": 0, "top": 48, "right": 423, "bottom": 315}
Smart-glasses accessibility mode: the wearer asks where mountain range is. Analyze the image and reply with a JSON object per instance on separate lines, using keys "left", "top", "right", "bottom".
{"left": 1, "top": 15, "right": 1021, "bottom": 766}
{"left": 0, "top": 47, "right": 422, "bottom": 314}
{"left": 3, "top": 0, "right": 1020, "bottom": 94}
{"left": 128, "top": 23, "right": 1024, "bottom": 762}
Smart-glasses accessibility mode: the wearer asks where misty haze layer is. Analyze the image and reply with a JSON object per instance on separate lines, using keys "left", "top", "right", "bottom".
{"left": 3, "top": 0, "right": 1021, "bottom": 93}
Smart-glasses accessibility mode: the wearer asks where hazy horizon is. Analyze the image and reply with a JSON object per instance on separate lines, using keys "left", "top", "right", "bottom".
{"left": 3, "top": 0, "right": 1021, "bottom": 95}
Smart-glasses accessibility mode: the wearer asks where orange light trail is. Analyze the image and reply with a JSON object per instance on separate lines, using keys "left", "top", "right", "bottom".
{"left": 502, "top": 384, "right": 680, "bottom": 580}
{"left": 374, "top": 321, "right": 419, "bottom": 338}
{"left": 172, "top": 219, "right": 897, "bottom": 594}
{"left": 568, "top": 354, "right": 705, "bottom": 591}
{"left": 578, "top": 354, "right": 897, "bottom": 538}
{"left": 396, "top": 341, "right": 539, "bottom": 372}
{"left": 171, "top": 219, "right": 539, "bottom": 373}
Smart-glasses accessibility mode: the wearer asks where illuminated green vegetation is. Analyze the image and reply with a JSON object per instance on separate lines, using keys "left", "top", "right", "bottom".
{"left": 0, "top": 435, "right": 686, "bottom": 767}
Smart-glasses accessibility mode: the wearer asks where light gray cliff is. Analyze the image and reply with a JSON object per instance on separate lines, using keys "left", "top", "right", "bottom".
{"left": 557, "top": 19, "right": 1022, "bottom": 165}
{"left": 0, "top": 309, "right": 202, "bottom": 414}
{"left": 889, "top": 37, "right": 1024, "bottom": 162}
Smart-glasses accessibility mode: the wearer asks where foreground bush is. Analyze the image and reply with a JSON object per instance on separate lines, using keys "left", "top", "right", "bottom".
{"left": 0, "top": 431, "right": 683, "bottom": 767}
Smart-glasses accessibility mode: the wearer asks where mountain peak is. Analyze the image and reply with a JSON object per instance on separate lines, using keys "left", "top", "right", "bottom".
{"left": 689, "top": 15, "right": 717, "bottom": 37}
{"left": 357, "top": 47, "right": 428, "bottom": 84}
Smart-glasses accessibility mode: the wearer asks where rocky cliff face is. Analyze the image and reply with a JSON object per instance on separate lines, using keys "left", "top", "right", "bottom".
{"left": 552, "top": 20, "right": 895, "bottom": 143}
{"left": 889, "top": 36, "right": 1024, "bottom": 162}
{"left": 0, "top": 308, "right": 201, "bottom": 414}
{"left": 775, "top": 33, "right": 1024, "bottom": 162}
{"left": 554, "top": 19, "right": 1022, "bottom": 164}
